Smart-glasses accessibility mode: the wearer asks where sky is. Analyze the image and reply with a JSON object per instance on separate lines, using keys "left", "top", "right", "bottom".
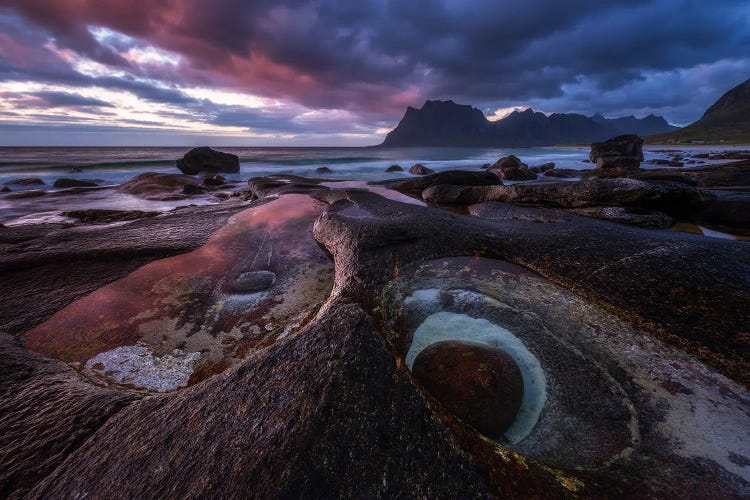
{"left": 0, "top": 0, "right": 748, "bottom": 146}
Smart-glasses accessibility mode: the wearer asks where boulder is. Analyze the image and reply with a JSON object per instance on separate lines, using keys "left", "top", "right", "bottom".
{"left": 386, "top": 170, "right": 500, "bottom": 194}
{"left": 118, "top": 173, "right": 204, "bottom": 200}
{"left": 3, "top": 178, "right": 45, "bottom": 187}
{"left": 248, "top": 176, "right": 330, "bottom": 198}
{"left": 176, "top": 147, "right": 240, "bottom": 175}
{"left": 529, "top": 162, "right": 555, "bottom": 174}
{"left": 386, "top": 165, "right": 403, "bottom": 172}
{"left": 227, "top": 270, "right": 277, "bottom": 293}
{"left": 590, "top": 134, "right": 643, "bottom": 170}
{"left": 62, "top": 210, "right": 160, "bottom": 224}
{"left": 315, "top": 167, "right": 333, "bottom": 174}
{"left": 570, "top": 206, "right": 674, "bottom": 229}
{"left": 409, "top": 164, "right": 435, "bottom": 175}
{"left": 52, "top": 178, "right": 99, "bottom": 188}
{"left": 182, "top": 184, "right": 209, "bottom": 195}
{"left": 203, "top": 175, "right": 226, "bottom": 187}
{"left": 412, "top": 340, "right": 524, "bottom": 438}
{"left": 488, "top": 156, "right": 536, "bottom": 181}
{"left": 1, "top": 187, "right": 10, "bottom": 193}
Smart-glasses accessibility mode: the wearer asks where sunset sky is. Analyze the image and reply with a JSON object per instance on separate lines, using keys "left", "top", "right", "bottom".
{"left": 0, "top": 0, "right": 749, "bottom": 146}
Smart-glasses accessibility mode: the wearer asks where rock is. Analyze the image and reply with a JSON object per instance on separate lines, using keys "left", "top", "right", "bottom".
{"left": 637, "top": 171, "right": 699, "bottom": 186}
{"left": 422, "top": 178, "right": 712, "bottom": 217}
{"left": 176, "top": 147, "right": 240, "bottom": 175}
{"left": 692, "top": 153, "right": 710, "bottom": 159}
{"left": 590, "top": 134, "right": 643, "bottom": 170}
{"left": 411, "top": 340, "right": 524, "bottom": 438}
{"left": 529, "top": 162, "right": 555, "bottom": 174}
{"left": 709, "top": 151, "right": 750, "bottom": 161}
{"left": 1, "top": 186, "right": 10, "bottom": 193}
{"left": 3, "top": 178, "right": 45, "bottom": 186}
{"left": 694, "top": 190, "right": 750, "bottom": 235}
{"left": 203, "top": 175, "right": 226, "bottom": 187}
{"left": 386, "top": 165, "right": 403, "bottom": 172}
{"left": 5, "top": 189, "right": 46, "bottom": 199}
{"left": 315, "top": 167, "right": 333, "bottom": 174}
{"left": 570, "top": 206, "right": 674, "bottom": 229}
{"left": 182, "top": 184, "right": 209, "bottom": 195}
{"left": 52, "top": 178, "right": 99, "bottom": 188}
{"left": 488, "top": 156, "right": 536, "bottom": 181}
{"left": 409, "top": 164, "right": 435, "bottom": 175}
{"left": 385, "top": 170, "right": 500, "bottom": 194}
{"left": 118, "top": 173, "right": 203, "bottom": 200}
{"left": 682, "top": 160, "right": 750, "bottom": 188}
{"left": 648, "top": 159, "right": 684, "bottom": 167}
{"left": 62, "top": 210, "right": 160, "bottom": 224}
{"left": 542, "top": 168, "right": 582, "bottom": 178}
{"left": 227, "top": 270, "right": 277, "bottom": 293}
{"left": 248, "top": 176, "right": 330, "bottom": 198}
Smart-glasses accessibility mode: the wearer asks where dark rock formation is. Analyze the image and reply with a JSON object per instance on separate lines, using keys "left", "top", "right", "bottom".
{"left": 570, "top": 206, "right": 674, "bottom": 229}
{"left": 182, "top": 183, "right": 209, "bottom": 195}
{"left": 384, "top": 170, "right": 500, "bottom": 194}
{"left": 386, "top": 164, "right": 403, "bottom": 172}
{"left": 529, "top": 162, "right": 555, "bottom": 174}
{"left": 315, "top": 167, "right": 333, "bottom": 174}
{"left": 409, "top": 164, "right": 435, "bottom": 175}
{"left": 543, "top": 168, "right": 583, "bottom": 178}
{"left": 412, "top": 340, "right": 524, "bottom": 438}
{"left": 3, "top": 178, "right": 45, "bottom": 186}
{"left": 248, "top": 175, "right": 330, "bottom": 198}
{"left": 590, "top": 134, "right": 644, "bottom": 170}
{"left": 423, "top": 178, "right": 710, "bottom": 218}
{"left": 118, "top": 172, "right": 204, "bottom": 200}
{"left": 176, "top": 147, "right": 240, "bottom": 175}
{"left": 203, "top": 175, "right": 226, "bottom": 187}
{"left": 488, "top": 156, "right": 536, "bottom": 181}
{"left": 52, "top": 178, "right": 99, "bottom": 188}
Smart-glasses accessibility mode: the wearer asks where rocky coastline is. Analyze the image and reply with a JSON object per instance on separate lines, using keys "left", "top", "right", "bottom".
{"left": 1, "top": 142, "right": 749, "bottom": 498}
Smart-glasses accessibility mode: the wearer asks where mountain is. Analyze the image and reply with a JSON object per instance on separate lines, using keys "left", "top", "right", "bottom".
{"left": 380, "top": 100, "right": 677, "bottom": 147}
{"left": 649, "top": 78, "right": 750, "bottom": 143}
{"left": 591, "top": 114, "right": 679, "bottom": 136}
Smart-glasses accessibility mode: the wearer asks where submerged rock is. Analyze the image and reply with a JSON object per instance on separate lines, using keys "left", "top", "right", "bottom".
{"left": 118, "top": 172, "right": 204, "bottom": 200}
{"left": 227, "top": 270, "right": 277, "bottom": 293}
{"left": 176, "top": 147, "right": 240, "bottom": 175}
{"left": 529, "top": 162, "right": 555, "bottom": 174}
{"left": 315, "top": 166, "right": 333, "bottom": 174}
{"left": 590, "top": 134, "right": 643, "bottom": 170}
{"left": 409, "top": 164, "right": 435, "bottom": 175}
{"left": 386, "top": 164, "right": 403, "bottom": 172}
{"left": 412, "top": 340, "right": 524, "bottom": 438}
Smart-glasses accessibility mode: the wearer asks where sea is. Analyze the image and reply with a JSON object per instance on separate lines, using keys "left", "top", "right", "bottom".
{"left": 0, "top": 145, "right": 741, "bottom": 226}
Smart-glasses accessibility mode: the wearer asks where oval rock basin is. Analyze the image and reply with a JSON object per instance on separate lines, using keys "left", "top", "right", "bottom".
{"left": 379, "top": 256, "right": 750, "bottom": 478}
{"left": 23, "top": 194, "right": 334, "bottom": 392}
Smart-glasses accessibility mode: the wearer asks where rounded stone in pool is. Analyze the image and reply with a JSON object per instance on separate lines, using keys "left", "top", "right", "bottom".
{"left": 412, "top": 340, "right": 524, "bottom": 438}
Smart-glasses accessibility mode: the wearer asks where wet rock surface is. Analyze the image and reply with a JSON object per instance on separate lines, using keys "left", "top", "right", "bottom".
{"left": 1, "top": 175, "right": 749, "bottom": 498}
{"left": 53, "top": 178, "right": 99, "bottom": 188}
{"left": 118, "top": 172, "right": 206, "bottom": 200}
{"left": 408, "top": 163, "right": 435, "bottom": 175}
{"left": 488, "top": 155, "right": 537, "bottom": 181}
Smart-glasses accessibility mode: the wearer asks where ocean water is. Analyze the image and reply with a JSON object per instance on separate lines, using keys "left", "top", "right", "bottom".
{"left": 0, "top": 145, "right": 740, "bottom": 225}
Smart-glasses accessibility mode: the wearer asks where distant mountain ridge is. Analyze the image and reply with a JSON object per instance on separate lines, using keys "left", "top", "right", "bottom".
{"left": 380, "top": 100, "right": 678, "bottom": 147}
{"left": 649, "top": 77, "right": 750, "bottom": 143}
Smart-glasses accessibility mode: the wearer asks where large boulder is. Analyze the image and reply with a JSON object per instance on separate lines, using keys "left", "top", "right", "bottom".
{"left": 3, "top": 178, "right": 45, "bottom": 187}
{"left": 176, "top": 147, "right": 240, "bottom": 175}
{"left": 590, "top": 134, "right": 644, "bottom": 170}
{"left": 488, "top": 156, "right": 536, "bottom": 181}
{"left": 412, "top": 340, "right": 524, "bottom": 439}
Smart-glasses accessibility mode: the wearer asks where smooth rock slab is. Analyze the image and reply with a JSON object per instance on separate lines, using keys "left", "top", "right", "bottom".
{"left": 85, "top": 345, "right": 201, "bottom": 392}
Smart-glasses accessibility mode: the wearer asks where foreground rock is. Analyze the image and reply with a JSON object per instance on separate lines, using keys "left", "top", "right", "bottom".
{"left": 590, "top": 134, "right": 643, "bottom": 171}
{"left": 2, "top": 182, "right": 749, "bottom": 498}
{"left": 62, "top": 209, "right": 160, "bottom": 224}
{"left": 3, "top": 178, "right": 45, "bottom": 187}
{"left": 176, "top": 147, "right": 240, "bottom": 175}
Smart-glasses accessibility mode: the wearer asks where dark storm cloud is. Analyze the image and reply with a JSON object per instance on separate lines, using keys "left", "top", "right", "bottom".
{"left": 0, "top": 0, "right": 749, "bottom": 139}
